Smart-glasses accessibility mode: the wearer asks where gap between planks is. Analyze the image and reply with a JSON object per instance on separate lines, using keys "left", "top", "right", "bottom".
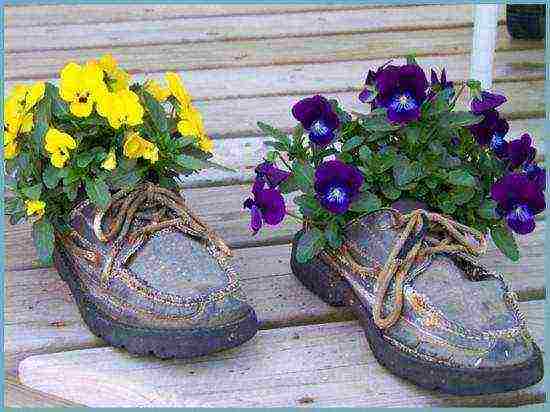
{"left": 15, "top": 299, "right": 545, "bottom": 407}
{"left": 4, "top": 5, "right": 503, "bottom": 53}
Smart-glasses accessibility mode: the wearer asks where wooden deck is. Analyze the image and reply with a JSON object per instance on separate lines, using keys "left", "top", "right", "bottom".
{"left": 3, "top": 4, "right": 546, "bottom": 407}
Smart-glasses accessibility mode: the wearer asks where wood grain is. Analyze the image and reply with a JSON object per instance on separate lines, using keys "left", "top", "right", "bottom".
{"left": 5, "top": 5, "right": 490, "bottom": 52}
{"left": 4, "top": 4, "right": 386, "bottom": 27}
{"left": 6, "top": 25, "right": 542, "bottom": 81}
{"left": 17, "top": 300, "right": 544, "bottom": 407}
{"left": 5, "top": 49, "right": 544, "bottom": 101}
{"left": 4, "top": 374, "right": 81, "bottom": 407}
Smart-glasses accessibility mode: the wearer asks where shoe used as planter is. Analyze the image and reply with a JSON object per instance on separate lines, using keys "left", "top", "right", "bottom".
{"left": 54, "top": 182, "right": 258, "bottom": 359}
{"left": 291, "top": 208, "right": 543, "bottom": 395}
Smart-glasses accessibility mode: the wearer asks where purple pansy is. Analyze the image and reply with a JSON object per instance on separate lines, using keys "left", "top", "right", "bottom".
{"left": 507, "top": 133, "right": 536, "bottom": 169}
{"left": 373, "top": 64, "right": 429, "bottom": 124}
{"left": 255, "top": 161, "right": 290, "bottom": 189}
{"left": 468, "top": 109, "right": 509, "bottom": 146}
{"left": 243, "top": 181, "right": 286, "bottom": 234}
{"left": 291, "top": 95, "right": 340, "bottom": 146}
{"left": 358, "top": 68, "right": 381, "bottom": 104}
{"left": 491, "top": 173, "right": 545, "bottom": 235}
{"left": 524, "top": 163, "right": 546, "bottom": 191}
{"left": 314, "top": 160, "right": 364, "bottom": 214}
{"left": 471, "top": 91, "right": 507, "bottom": 115}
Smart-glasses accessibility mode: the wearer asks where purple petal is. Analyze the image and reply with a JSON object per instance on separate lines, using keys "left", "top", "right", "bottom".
{"left": 291, "top": 95, "right": 325, "bottom": 129}
{"left": 249, "top": 204, "right": 263, "bottom": 233}
{"left": 430, "top": 68, "right": 438, "bottom": 85}
{"left": 471, "top": 91, "right": 507, "bottom": 114}
{"left": 506, "top": 205, "right": 535, "bottom": 235}
{"left": 255, "top": 188, "right": 286, "bottom": 225}
{"left": 256, "top": 161, "right": 290, "bottom": 188}
{"left": 359, "top": 88, "right": 372, "bottom": 103}
{"left": 387, "top": 105, "right": 420, "bottom": 124}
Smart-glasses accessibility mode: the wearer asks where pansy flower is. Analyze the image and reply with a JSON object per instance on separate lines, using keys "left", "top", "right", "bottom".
{"left": 255, "top": 161, "right": 290, "bottom": 189}
{"left": 491, "top": 173, "right": 545, "bottom": 234}
{"left": 314, "top": 160, "right": 363, "bottom": 214}
{"left": 243, "top": 180, "right": 286, "bottom": 234}
{"left": 44, "top": 128, "right": 77, "bottom": 168}
{"left": 471, "top": 91, "right": 507, "bottom": 115}
{"left": 59, "top": 62, "right": 107, "bottom": 117}
{"left": 468, "top": 109, "right": 509, "bottom": 147}
{"left": 25, "top": 199, "right": 46, "bottom": 218}
{"left": 373, "top": 64, "right": 429, "bottom": 124}
{"left": 123, "top": 132, "right": 159, "bottom": 164}
{"left": 292, "top": 95, "right": 340, "bottom": 146}
{"left": 507, "top": 133, "right": 536, "bottom": 169}
{"left": 96, "top": 89, "right": 144, "bottom": 129}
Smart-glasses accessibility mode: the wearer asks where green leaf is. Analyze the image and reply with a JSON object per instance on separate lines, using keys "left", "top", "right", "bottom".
{"left": 30, "top": 92, "right": 51, "bottom": 152}
{"left": 22, "top": 183, "right": 43, "bottom": 200}
{"left": 361, "top": 116, "right": 400, "bottom": 132}
{"left": 278, "top": 174, "right": 300, "bottom": 194}
{"left": 381, "top": 184, "right": 401, "bottom": 200}
{"left": 46, "top": 83, "right": 71, "bottom": 119}
{"left": 404, "top": 124, "right": 421, "bottom": 145}
{"left": 85, "top": 178, "right": 111, "bottom": 210}
{"left": 292, "top": 161, "right": 315, "bottom": 192}
{"left": 341, "top": 135, "right": 365, "bottom": 152}
{"left": 76, "top": 151, "right": 95, "bottom": 168}
{"left": 450, "top": 187, "right": 475, "bottom": 205}
{"left": 393, "top": 157, "right": 420, "bottom": 187}
{"left": 175, "top": 154, "right": 210, "bottom": 171}
{"left": 257, "top": 121, "right": 292, "bottom": 146}
{"left": 448, "top": 169, "right": 476, "bottom": 187}
{"left": 439, "top": 200, "right": 456, "bottom": 214}
{"left": 359, "top": 146, "right": 373, "bottom": 163}
{"left": 324, "top": 221, "right": 343, "bottom": 249}
{"left": 350, "top": 191, "right": 382, "bottom": 213}
{"left": 141, "top": 90, "right": 168, "bottom": 134}
{"left": 5, "top": 197, "right": 25, "bottom": 215}
{"left": 491, "top": 225, "right": 520, "bottom": 262}
{"left": 32, "top": 218, "right": 55, "bottom": 265}
{"left": 442, "top": 111, "right": 483, "bottom": 127}
{"left": 64, "top": 182, "right": 79, "bottom": 202}
{"left": 42, "top": 166, "right": 65, "bottom": 189}
{"left": 294, "top": 194, "right": 323, "bottom": 218}
{"left": 296, "top": 227, "right": 326, "bottom": 264}
{"left": 478, "top": 199, "right": 498, "bottom": 220}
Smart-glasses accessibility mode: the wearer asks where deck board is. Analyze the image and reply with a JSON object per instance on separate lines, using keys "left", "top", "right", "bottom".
{"left": 4, "top": 3, "right": 545, "bottom": 408}
{"left": 6, "top": 26, "right": 541, "bottom": 81}
{"left": 16, "top": 300, "right": 545, "bottom": 407}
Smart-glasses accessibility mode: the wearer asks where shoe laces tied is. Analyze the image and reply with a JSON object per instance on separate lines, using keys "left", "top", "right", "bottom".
{"left": 332, "top": 209, "right": 487, "bottom": 330}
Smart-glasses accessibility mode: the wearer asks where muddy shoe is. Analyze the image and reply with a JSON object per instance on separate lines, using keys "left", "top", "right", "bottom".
{"left": 54, "top": 183, "right": 258, "bottom": 359}
{"left": 291, "top": 208, "right": 543, "bottom": 395}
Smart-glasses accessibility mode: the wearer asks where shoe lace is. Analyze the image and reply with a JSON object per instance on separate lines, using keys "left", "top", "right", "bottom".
{"left": 328, "top": 209, "right": 487, "bottom": 330}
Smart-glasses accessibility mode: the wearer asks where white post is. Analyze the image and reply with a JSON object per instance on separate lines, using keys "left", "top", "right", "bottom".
{"left": 470, "top": 4, "right": 499, "bottom": 89}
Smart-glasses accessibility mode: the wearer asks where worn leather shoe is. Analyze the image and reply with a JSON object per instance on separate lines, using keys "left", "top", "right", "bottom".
{"left": 54, "top": 183, "right": 258, "bottom": 359}
{"left": 291, "top": 208, "right": 543, "bottom": 395}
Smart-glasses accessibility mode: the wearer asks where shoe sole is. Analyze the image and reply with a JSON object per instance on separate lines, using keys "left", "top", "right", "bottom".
{"left": 290, "top": 241, "right": 544, "bottom": 395}
{"left": 54, "top": 247, "right": 258, "bottom": 359}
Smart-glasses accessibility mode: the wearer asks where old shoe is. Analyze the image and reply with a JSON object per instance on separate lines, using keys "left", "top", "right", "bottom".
{"left": 291, "top": 208, "right": 543, "bottom": 395}
{"left": 54, "top": 183, "right": 258, "bottom": 358}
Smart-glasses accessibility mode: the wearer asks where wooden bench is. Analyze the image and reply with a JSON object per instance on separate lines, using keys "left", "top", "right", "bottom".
{"left": 4, "top": 4, "right": 545, "bottom": 407}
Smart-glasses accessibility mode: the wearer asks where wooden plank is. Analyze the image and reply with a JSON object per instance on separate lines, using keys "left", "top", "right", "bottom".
{"left": 4, "top": 374, "right": 81, "bottom": 407}
{"left": 4, "top": 219, "right": 545, "bottom": 375}
{"left": 5, "top": 25, "right": 542, "bottom": 81}
{"left": 5, "top": 5, "right": 487, "bottom": 52}
{"left": 16, "top": 300, "right": 545, "bottom": 407}
{"left": 5, "top": 49, "right": 544, "bottom": 101}
{"left": 4, "top": 4, "right": 384, "bottom": 27}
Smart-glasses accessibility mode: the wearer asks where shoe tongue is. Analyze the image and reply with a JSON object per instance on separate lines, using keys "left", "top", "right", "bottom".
{"left": 343, "top": 209, "right": 402, "bottom": 270}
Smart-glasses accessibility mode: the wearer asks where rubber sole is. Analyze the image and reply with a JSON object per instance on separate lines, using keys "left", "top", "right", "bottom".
{"left": 54, "top": 247, "right": 258, "bottom": 359}
{"left": 290, "top": 236, "right": 544, "bottom": 395}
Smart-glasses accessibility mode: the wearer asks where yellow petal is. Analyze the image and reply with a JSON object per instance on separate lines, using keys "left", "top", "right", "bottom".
{"left": 4, "top": 141, "right": 19, "bottom": 159}
{"left": 24, "top": 82, "right": 45, "bottom": 111}
{"left": 45, "top": 128, "right": 77, "bottom": 154}
{"left": 70, "top": 100, "right": 94, "bottom": 118}
{"left": 101, "top": 149, "right": 117, "bottom": 170}
{"left": 123, "top": 132, "right": 144, "bottom": 158}
{"left": 145, "top": 80, "right": 170, "bottom": 102}
{"left": 165, "top": 72, "right": 192, "bottom": 108}
{"left": 99, "top": 53, "right": 118, "bottom": 73}
{"left": 50, "top": 151, "right": 69, "bottom": 168}
{"left": 19, "top": 112, "right": 34, "bottom": 134}
{"left": 25, "top": 199, "right": 46, "bottom": 217}
{"left": 142, "top": 141, "right": 159, "bottom": 163}
{"left": 199, "top": 136, "right": 214, "bottom": 153}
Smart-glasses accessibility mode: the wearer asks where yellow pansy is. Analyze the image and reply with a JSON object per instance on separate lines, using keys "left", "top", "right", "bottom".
{"left": 95, "top": 54, "right": 131, "bottom": 92}
{"left": 165, "top": 72, "right": 192, "bottom": 109}
{"left": 6, "top": 82, "right": 45, "bottom": 114}
{"left": 4, "top": 141, "right": 19, "bottom": 159}
{"left": 59, "top": 61, "right": 107, "bottom": 117}
{"left": 176, "top": 105, "right": 214, "bottom": 153}
{"left": 101, "top": 149, "right": 117, "bottom": 170}
{"left": 25, "top": 199, "right": 46, "bottom": 217}
{"left": 145, "top": 80, "right": 171, "bottom": 102}
{"left": 96, "top": 89, "right": 144, "bottom": 129}
{"left": 44, "top": 128, "right": 77, "bottom": 168}
{"left": 123, "top": 132, "right": 158, "bottom": 163}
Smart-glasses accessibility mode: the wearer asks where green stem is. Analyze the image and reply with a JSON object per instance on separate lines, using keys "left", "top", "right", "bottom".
{"left": 277, "top": 153, "right": 293, "bottom": 171}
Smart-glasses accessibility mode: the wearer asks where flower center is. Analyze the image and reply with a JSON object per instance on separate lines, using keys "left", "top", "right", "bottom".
{"left": 511, "top": 204, "right": 533, "bottom": 222}
{"left": 389, "top": 91, "right": 418, "bottom": 113}
{"left": 490, "top": 134, "right": 506, "bottom": 151}
{"left": 77, "top": 92, "right": 90, "bottom": 104}
{"left": 325, "top": 185, "right": 347, "bottom": 205}
{"left": 311, "top": 119, "right": 330, "bottom": 136}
